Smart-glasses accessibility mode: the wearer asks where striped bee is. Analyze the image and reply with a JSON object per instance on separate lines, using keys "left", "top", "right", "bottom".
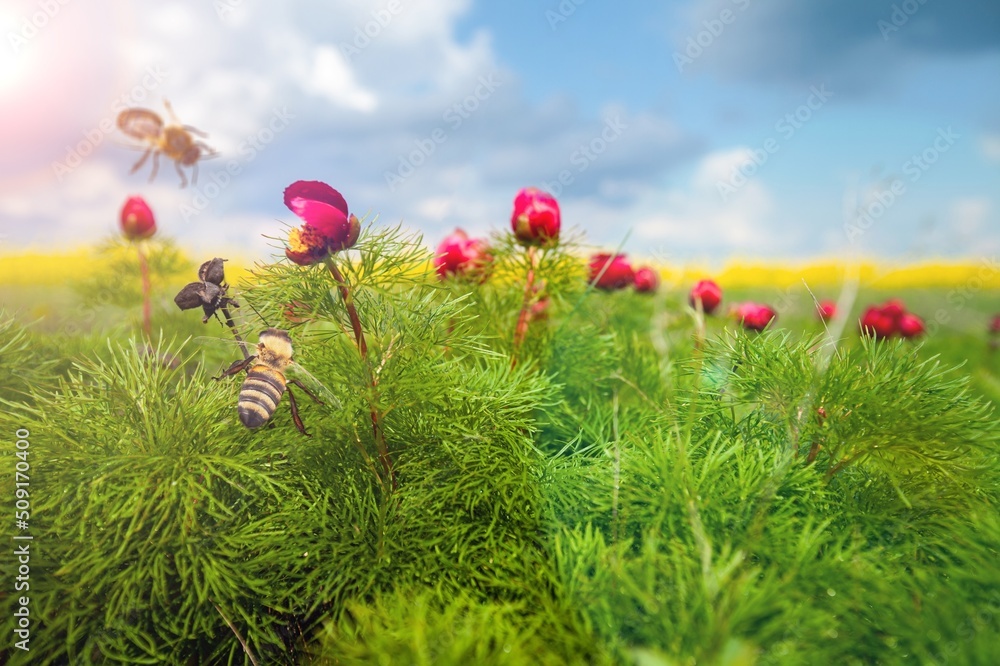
{"left": 215, "top": 328, "right": 323, "bottom": 435}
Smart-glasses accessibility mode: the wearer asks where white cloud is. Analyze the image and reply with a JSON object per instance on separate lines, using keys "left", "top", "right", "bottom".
{"left": 980, "top": 134, "right": 1000, "bottom": 163}
{"left": 0, "top": 0, "right": 694, "bottom": 259}
{"left": 628, "top": 148, "right": 779, "bottom": 258}
{"left": 294, "top": 45, "right": 378, "bottom": 113}
{"left": 949, "top": 196, "right": 991, "bottom": 235}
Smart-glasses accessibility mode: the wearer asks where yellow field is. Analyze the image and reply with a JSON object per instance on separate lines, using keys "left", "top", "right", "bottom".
{"left": 1, "top": 248, "right": 998, "bottom": 290}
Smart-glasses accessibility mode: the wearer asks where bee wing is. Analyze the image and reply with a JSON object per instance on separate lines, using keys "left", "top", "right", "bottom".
{"left": 286, "top": 362, "right": 342, "bottom": 409}
{"left": 198, "top": 258, "right": 228, "bottom": 285}
{"left": 194, "top": 335, "right": 252, "bottom": 351}
{"left": 174, "top": 282, "right": 210, "bottom": 310}
{"left": 117, "top": 108, "right": 164, "bottom": 140}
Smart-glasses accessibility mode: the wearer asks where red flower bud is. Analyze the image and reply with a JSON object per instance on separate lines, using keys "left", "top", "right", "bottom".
{"left": 589, "top": 253, "right": 635, "bottom": 290}
{"left": 859, "top": 305, "right": 898, "bottom": 339}
{"left": 817, "top": 300, "right": 837, "bottom": 322}
{"left": 434, "top": 228, "right": 492, "bottom": 281}
{"left": 898, "top": 313, "right": 925, "bottom": 339}
{"left": 284, "top": 180, "right": 359, "bottom": 253}
{"left": 689, "top": 279, "right": 722, "bottom": 314}
{"left": 120, "top": 196, "right": 156, "bottom": 240}
{"left": 733, "top": 302, "right": 777, "bottom": 331}
{"left": 285, "top": 225, "right": 330, "bottom": 266}
{"left": 511, "top": 187, "right": 560, "bottom": 247}
{"left": 991, "top": 315, "right": 1000, "bottom": 335}
{"left": 633, "top": 267, "right": 659, "bottom": 293}
{"left": 880, "top": 299, "right": 906, "bottom": 322}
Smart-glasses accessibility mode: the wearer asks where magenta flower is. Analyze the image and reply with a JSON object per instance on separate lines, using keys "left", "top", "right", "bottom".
{"left": 689, "top": 279, "right": 723, "bottom": 315}
{"left": 817, "top": 300, "right": 837, "bottom": 322}
{"left": 284, "top": 180, "right": 360, "bottom": 263}
{"left": 859, "top": 306, "right": 897, "bottom": 339}
{"left": 511, "top": 187, "right": 561, "bottom": 247}
{"left": 434, "top": 228, "right": 492, "bottom": 281}
{"left": 633, "top": 267, "right": 659, "bottom": 293}
{"left": 898, "top": 313, "right": 925, "bottom": 339}
{"left": 120, "top": 196, "right": 156, "bottom": 240}
{"left": 733, "top": 302, "right": 777, "bottom": 331}
{"left": 589, "top": 253, "right": 635, "bottom": 291}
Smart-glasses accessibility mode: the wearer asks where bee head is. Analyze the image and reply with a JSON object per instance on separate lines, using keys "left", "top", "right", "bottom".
{"left": 258, "top": 328, "right": 293, "bottom": 365}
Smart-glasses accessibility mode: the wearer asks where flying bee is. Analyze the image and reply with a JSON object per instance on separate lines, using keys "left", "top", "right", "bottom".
{"left": 215, "top": 328, "right": 326, "bottom": 436}
{"left": 117, "top": 100, "right": 217, "bottom": 188}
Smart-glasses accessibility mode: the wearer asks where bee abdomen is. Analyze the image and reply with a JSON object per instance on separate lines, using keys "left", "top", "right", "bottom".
{"left": 238, "top": 366, "right": 286, "bottom": 429}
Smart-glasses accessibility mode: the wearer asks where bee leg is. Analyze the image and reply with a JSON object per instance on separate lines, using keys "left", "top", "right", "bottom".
{"left": 164, "top": 99, "right": 179, "bottom": 122}
{"left": 149, "top": 151, "right": 161, "bottom": 182}
{"left": 288, "top": 379, "right": 325, "bottom": 405}
{"left": 286, "top": 385, "right": 311, "bottom": 437}
{"left": 213, "top": 355, "right": 257, "bottom": 380}
{"left": 190, "top": 160, "right": 199, "bottom": 186}
{"left": 175, "top": 160, "right": 189, "bottom": 188}
{"left": 130, "top": 149, "right": 152, "bottom": 174}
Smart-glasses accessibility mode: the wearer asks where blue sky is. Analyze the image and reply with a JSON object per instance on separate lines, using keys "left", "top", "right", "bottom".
{"left": 0, "top": 0, "right": 998, "bottom": 262}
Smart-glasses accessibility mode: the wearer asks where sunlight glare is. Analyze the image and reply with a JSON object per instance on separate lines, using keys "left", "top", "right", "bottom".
{"left": 0, "top": 10, "right": 31, "bottom": 93}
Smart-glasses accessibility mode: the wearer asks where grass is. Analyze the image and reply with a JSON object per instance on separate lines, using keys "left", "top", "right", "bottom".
{"left": 0, "top": 238, "right": 998, "bottom": 665}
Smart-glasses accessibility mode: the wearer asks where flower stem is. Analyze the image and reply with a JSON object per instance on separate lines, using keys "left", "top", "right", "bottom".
{"left": 325, "top": 260, "right": 367, "bottom": 357}
{"left": 137, "top": 242, "right": 152, "bottom": 338}
{"left": 511, "top": 246, "right": 538, "bottom": 369}
{"left": 325, "top": 258, "right": 394, "bottom": 490}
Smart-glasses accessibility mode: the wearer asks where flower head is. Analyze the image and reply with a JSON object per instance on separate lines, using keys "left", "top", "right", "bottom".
{"left": 633, "top": 267, "right": 659, "bottom": 293}
{"left": 589, "top": 253, "right": 635, "bottom": 290}
{"left": 511, "top": 187, "right": 560, "bottom": 247}
{"left": 898, "top": 313, "right": 925, "bottom": 339}
{"left": 120, "top": 196, "right": 156, "bottom": 240}
{"left": 858, "top": 299, "right": 925, "bottom": 340}
{"left": 859, "top": 305, "right": 898, "bottom": 339}
{"left": 689, "top": 279, "right": 723, "bottom": 314}
{"left": 880, "top": 299, "right": 906, "bottom": 322}
{"left": 733, "top": 302, "right": 777, "bottom": 331}
{"left": 285, "top": 225, "right": 331, "bottom": 266}
{"left": 284, "top": 180, "right": 360, "bottom": 261}
{"left": 434, "top": 228, "right": 492, "bottom": 281}
{"left": 817, "top": 299, "right": 837, "bottom": 322}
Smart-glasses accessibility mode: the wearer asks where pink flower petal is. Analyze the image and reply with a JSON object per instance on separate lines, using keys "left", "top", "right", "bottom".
{"left": 294, "top": 199, "right": 350, "bottom": 241}
{"left": 284, "top": 180, "right": 349, "bottom": 219}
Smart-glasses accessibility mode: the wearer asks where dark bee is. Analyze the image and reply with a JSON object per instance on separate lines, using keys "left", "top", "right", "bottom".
{"left": 174, "top": 258, "right": 237, "bottom": 323}
{"left": 215, "top": 328, "right": 323, "bottom": 435}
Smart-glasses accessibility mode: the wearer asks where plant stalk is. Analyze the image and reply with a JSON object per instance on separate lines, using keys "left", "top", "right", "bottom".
{"left": 137, "top": 242, "right": 152, "bottom": 338}
{"left": 325, "top": 258, "right": 394, "bottom": 490}
{"left": 511, "top": 246, "right": 538, "bottom": 369}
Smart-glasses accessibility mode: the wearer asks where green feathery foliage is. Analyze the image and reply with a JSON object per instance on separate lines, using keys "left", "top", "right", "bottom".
{"left": 2, "top": 224, "right": 999, "bottom": 665}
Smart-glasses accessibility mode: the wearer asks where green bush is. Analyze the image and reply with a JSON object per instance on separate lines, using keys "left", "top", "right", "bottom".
{"left": 1, "top": 226, "right": 999, "bottom": 665}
